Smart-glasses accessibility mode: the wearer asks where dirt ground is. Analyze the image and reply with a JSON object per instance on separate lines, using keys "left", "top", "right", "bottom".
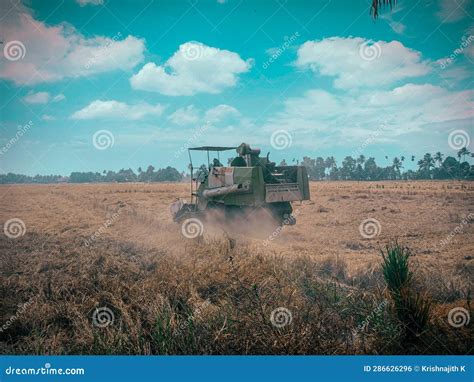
{"left": 1, "top": 181, "right": 472, "bottom": 354}
{"left": 1, "top": 181, "right": 472, "bottom": 272}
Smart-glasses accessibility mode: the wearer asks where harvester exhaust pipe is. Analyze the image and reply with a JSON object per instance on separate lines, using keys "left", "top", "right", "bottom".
{"left": 202, "top": 183, "right": 249, "bottom": 198}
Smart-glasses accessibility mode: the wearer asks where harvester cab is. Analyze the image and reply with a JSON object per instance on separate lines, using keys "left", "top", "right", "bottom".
{"left": 170, "top": 143, "right": 310, "bottom": 225}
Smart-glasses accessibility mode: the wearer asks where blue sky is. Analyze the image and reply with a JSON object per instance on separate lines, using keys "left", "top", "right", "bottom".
{"left": 0, "top": 0, "right": 473, "bottom": 175}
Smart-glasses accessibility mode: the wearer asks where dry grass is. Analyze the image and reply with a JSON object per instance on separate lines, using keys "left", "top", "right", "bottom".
{"left": 0, "top": 181, "right": 472, "bottom": 354}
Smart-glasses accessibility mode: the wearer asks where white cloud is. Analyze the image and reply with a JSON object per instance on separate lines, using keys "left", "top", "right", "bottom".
{"left": 382, "top": 18, "right": 406, "bottom": 35}
{"left": 295, "top": 37, "right": 431, "bottom": 89}
{"left": 168, "top": 105, "right": 200, "bottom": 125}
{"left": 41, "top": 114, "right": 56, "bottom": 121}
{"left": 380, "top": 5, "right": 407, "bottom": 35}
{"left": 23, "top": 91, "right": 50, "bottom": 104}
{"left": 76, "top": 0, "right": 103, "bottom": 6}
{"left": 22, "top": 91, "right": 66, "bottom": 104}
{"left": 361, "top": 84, "right": 473, "bottom": 124}
{"left": 264, "top": 84, "right": 474, "bottom": 147}
{"left": 441, "top": 66, "right": 471, "bottom": 82}
{"left": 71, "top": 100, "right": 165, "bottom": 120}
{"left": 0, "top": 5, "right": 145, "bottom": 85}
{"left": 205, "top": 104, "right": 240, "bottom": 122}
{"left": 130, "top": 42, "right": 251, "bottom": 96}
{"left": 437, "top": 0, "right": 469, "bottom": 23}
{"left": 464, "top": 27, "right": 474, "bottom": 59}
{"left": 53, "top": 93, "right": 66, "bottom": 102}
{"left": 167, "top": 104, "right": 241, "bottom": 126}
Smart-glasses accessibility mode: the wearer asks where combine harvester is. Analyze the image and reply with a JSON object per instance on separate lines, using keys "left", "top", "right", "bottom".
{"left": 171, "top": 143, "right": 310, "bottom": 226}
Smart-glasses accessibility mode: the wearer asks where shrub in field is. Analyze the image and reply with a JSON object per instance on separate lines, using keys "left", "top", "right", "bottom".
{"left": 381, "top": 242, "right": 412, "bottom": 294}
{"left": 381, "top": 242, "right": 431, "bottom": 340}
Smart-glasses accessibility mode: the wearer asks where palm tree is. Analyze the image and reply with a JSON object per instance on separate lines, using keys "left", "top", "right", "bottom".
{"left": 417, "top": 153, "right": 435, "bottom": 178}
{"left": 392, "top": 157, "right": 402, "bottom": 178}
{"left": 434, "top": 152, "right": 443, "bottom": 167}
{"left": 423, "top": 153, "right": 435, "bottom": 169}
{"left": 457, "top": 147, "right": 470, "bottom": 163}
{"left": 325, "top": 156, "right": 337, "bottom": 179}
{"left": 371, "top": 0, "right": 396, "bottom": 19}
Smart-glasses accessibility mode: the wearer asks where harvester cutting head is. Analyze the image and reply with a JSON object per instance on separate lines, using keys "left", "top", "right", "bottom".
{"left": 170, "top": 143, "right": 310, "bottom": 225}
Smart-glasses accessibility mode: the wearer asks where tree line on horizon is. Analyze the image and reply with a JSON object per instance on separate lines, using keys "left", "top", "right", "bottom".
{"left": 292, "top": 148, "right": 472, "bottom": 181}
{"left": 0, "top": 148, "right": 472, "bottom": 184}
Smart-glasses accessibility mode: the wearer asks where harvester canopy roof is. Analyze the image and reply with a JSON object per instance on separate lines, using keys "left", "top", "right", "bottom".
{"left": 188, "top": 146, "right": 237, "bottom": 151}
